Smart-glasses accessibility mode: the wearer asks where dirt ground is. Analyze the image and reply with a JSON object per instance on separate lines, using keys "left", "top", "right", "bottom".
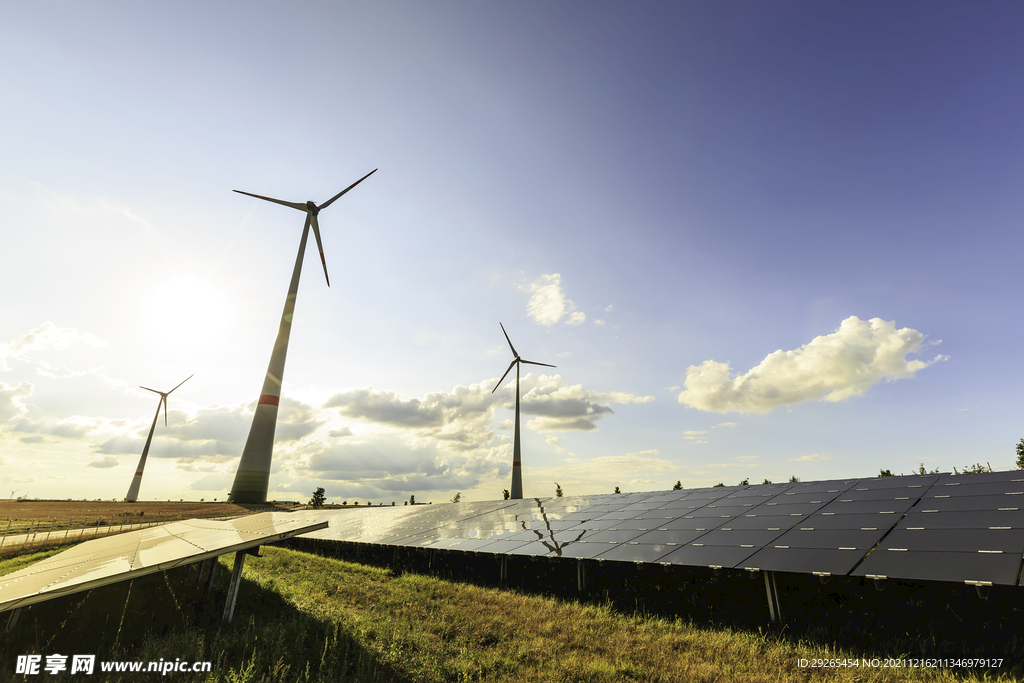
{"left": 0, "top": 500, "right": 294, "bottom": 523}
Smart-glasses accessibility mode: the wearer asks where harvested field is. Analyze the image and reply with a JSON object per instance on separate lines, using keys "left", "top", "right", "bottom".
{"left": 0, "top": 500, "right": 287, "bottom": 524}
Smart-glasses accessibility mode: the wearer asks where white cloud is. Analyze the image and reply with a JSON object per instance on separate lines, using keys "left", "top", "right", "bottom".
{"left": 546, "top": 436, "right": 565, "bottom": 453}
{"left": 605, "top": 305, "right": 614, "bottom": 312}
{"left": 715, "top": 422, "right": 738, "bottom": 429}
{"left": 678, "top": 316, "right": 948, "bottom": 414}
{"left": 520, "top": 274, "right": 584, "bottom": 326}
{"left": 594, "top": 319, "right": 606, "bottom": 326}
{"left": 87, "top": 456, "right": 119, "bottom": 469}
{"left": 0, "top": 381, "right": 33, "bottom": 423}
{"left": 0, "top": 322, "right": 105, "bottom": 373}
{"left": 790, "top": 453, "right": 833, "bottom": 462}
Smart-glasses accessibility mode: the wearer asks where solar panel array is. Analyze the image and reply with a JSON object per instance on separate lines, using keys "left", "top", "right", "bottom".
{"left": 0, "top": 513, "right": 328, "bottom": 613}
{"left": 285, "top": 470, "right": 1024, "bottom": 587}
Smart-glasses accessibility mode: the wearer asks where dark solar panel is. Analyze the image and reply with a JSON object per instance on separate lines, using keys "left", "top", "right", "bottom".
{"left": 796, "top": 512, "right": 902, "bottom": 530}
{"left": 901, "top": 509, "right": 1024, "bottom": 529}
{"left": 831, "top": 487, "right": 927, "bottom": 502}
{"left": 925, "top": 482, "right": 1024, "bottom": 498}
{"left": 853, "top": 549, "right": 1023, "bottom": 586}
{"left": 628, "top": 529, "right": 711, "bottom": 545}
{"left": 697, "top": 529, "right": 787, "bottom": 547}
{"left": 576, "top": 529, "right": 649, "bottom": 544}
{"left": 750, "top": 502, "right": 829, "bottom": 516}
{"left": 880, "top": 528, "right": 1024, "bottom": 553}
{"left": 684, "top": 505, "right": 756, "bottom": 518}
{"left": 717, "top": 515, "right": 806, "bottom": 530}
{"left": 816, "top": 498, "right": 917, "bottom": 515}
{"left": 913, "top": 495, "right": 1023, "bottom": 512}
{"left": 769, "top": 527, "right": 888, "bottom": 550}
{"left": 850, "top": 475, "right": 940, "bottom": 490}
{"left": 655, "top": 543, "right": 761, "bottom": 569}
{"left": 740, "top": 547, "right": 866, "bottom": 575}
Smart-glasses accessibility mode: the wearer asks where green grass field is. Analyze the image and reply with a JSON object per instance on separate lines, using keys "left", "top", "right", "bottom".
{"left": 1, "top": 543, "right": 1020, "bottom": 682}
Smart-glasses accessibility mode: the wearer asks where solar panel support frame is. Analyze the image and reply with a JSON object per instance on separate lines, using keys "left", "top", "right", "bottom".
{"left": 221, "top": 551, "right": 247, "bottom": 625}
{"left": 577, "top": 559, "right": 587, "bottom": 592}
{"left": 763, "top": 571, "right": 781, "bottom": 625}
{"left": 6, "top": 607, "right": 20, "bottom": 633}
{"left": 203, "top": 557, "right": 218, "bottom": 597}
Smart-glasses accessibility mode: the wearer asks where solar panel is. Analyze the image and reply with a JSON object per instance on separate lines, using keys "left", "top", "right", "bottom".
{"left": 739, "top": 547, "right": 868, "bottom": 575}
{"left": 0, "top": 514, "right": 327, "bottom": 614}
{"left": 901, "top": 509, "right": 1024, "bottom": 529}
{"left": 853, "top": 549, "right": 1023, "bottom": 586}
{"left": 768, "top": 527, "right": 889, "bottom": 550}
{"left": 715, "top": 515, "right": 807, "bottom": 530}
{"left": 698, "top": 528, "right": 788, "bottom": 547}
{"left": 816, "top": 499, "right": 918, "bottom": 515}
{"left": 912, "top": 495, "right": 1023, "bottom": 512}
{"left": 796, "top": 512, "right": 903, "bottom": 530}
{"left": 655, "top": 543, "right": 761, "bottom": 568}
{"left": 879, "top": 528, "right": 1024, "bottom": 553}
{"left": 628, "top": 529, "right": 710, "bottom": 546}
{"left": 597, "top": 543, "right": 679, "bottom": 563}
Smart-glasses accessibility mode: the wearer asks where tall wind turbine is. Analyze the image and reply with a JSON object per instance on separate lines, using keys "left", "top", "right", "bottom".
{"left": 491, "top": 323, "right": 555, "bottom": 499}
{"left": 125, "top": 375, "right": 192, "bottom": 502}
{"left": 228, "top": 169, "right": 377, "bottom": 503}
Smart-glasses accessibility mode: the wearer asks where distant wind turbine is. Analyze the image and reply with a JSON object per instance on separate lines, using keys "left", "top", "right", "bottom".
{"left": 124, "top": 374, "right": 192, "bottom": 503}
{"left": 491, "top": 323, "right": 555, "bottom": 499}
{"left": 228, "top": 169, "right": 377, "bottom": 503}
{"left": 9, "top": 489, "right": 18, "bottom": 500}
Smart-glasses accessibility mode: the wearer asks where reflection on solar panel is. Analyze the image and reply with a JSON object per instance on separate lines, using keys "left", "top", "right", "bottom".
{"left": 0, "top": 513, "right": 328, "bottom": 616}
{"left": 286, "top": 470, "right": 1024, "bottom": 589}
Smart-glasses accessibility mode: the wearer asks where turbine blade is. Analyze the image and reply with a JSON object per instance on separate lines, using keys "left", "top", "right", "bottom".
{"left": 233, "top": 190, "right": 307, "bottom": 212}
{"left": 520, "top": 360, "right": 556, "bottom": 368}
{"left": 499, "top": 322, "right": 518, "bottom": 358}
{"left": 318, "top": 168, "right": 378, "bottom": 210}
{"left": 492, "top": 359, "right": 518, "bottom": 394}
{"left": 140, "top": 386, "right": 162, "bottom": 395}
{"left": 168, "top": 374, "right": 194, "bottom": 395}
{"left": 310, "top": 213, "right": 330, "bottom": 287}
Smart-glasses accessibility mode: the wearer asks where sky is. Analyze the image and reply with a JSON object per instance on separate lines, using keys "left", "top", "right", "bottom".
{"left": 1, "top": 2, "right": 1022, "bottom": 505}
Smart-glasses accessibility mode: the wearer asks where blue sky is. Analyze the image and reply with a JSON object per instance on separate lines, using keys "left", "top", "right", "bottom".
{"left": 1, "top": 2, "right": 1021, "bottom": 504}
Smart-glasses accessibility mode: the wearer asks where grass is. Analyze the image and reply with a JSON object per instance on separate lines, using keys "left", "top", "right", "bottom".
{"left": 2, "top": 543, "right": 1021, "bottom": 682}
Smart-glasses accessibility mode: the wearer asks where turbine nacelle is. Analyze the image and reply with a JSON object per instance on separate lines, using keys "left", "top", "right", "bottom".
{"left": 307, "top": 201, "right": 319, "bottom": 216}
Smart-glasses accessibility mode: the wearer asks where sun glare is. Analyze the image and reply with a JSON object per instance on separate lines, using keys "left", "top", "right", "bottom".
{"left": 143, "top": 276, "right": 233, "bottom": 351}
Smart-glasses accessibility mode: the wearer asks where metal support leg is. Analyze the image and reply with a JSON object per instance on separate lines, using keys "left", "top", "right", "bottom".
{"left": 763, "top": 570, "right": 781, "bottom": 625}
{"left": 500, "top": 555, "right": 508, "bottom": 583}
{"left": 203, "top": 558, "right": 217, "bottom": 596}
{"left": 221, "top": 552, "right": 246, "bottom": 624}
{"left": 577, "top": 559, "right": 586, "bottom": 592}
{"left": 6, "top": 607, "right": 21, "bottom": 633}
{"left": 195, "top": 559, "right": 210, "bottom": 588}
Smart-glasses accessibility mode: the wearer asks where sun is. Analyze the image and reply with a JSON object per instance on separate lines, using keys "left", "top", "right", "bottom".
{"left": 142, "top": 275, "right": 233, "bottom": 352}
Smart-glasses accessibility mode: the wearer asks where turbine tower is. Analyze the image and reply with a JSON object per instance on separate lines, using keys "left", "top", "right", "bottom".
{"left": 491, "top": 323, "right": 555, "bottom": 499}
{"left": 228, "top": 169, "right": 377, "bottom": 503}
{"left": 125, "top": 374, "right": 192, "bottom": 502}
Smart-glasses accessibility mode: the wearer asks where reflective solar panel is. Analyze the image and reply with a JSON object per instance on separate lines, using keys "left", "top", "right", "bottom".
{"left": 816, "top": 498, "right": 918, "bottom": 515}
{"left": 715, "top": 515, "right": 806, "bottom": 530}
{"left": 0, "top": 513, "right": 327, "bottom": 613}
{"left": 796, "top": 512, "right": 902, "bottom": 530}
{"left": 629, "top": 529, "right": 710, "bottom": 545}
{"left": 655, "top": 543, "right": 761, "bottom": 568}
{"left": 913, "top": 495, "right": 1023, "bottom": 512}
{"left": 698, "top": 529, "right": 787, "bottom": 547}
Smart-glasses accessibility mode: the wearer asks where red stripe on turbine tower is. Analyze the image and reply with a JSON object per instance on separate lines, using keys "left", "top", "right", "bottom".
{"left": 258, "top": 394, "right": 281, "bottom": 406}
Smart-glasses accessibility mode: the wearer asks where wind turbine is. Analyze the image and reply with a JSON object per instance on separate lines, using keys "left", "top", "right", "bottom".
{"left": 491, "top": 323, "right": 555, "bottom": 499}
{"left": 228, "top": 169, "right": 377, "bottom": 503}
{"left": 125, "top": 374, "right": 192, "bottom": 502}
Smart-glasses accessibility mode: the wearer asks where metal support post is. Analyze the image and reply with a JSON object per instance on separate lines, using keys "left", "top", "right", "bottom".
{"left": 577, "top": 559, "right": 587, "bottom": 592}
{"left": 763, "top": 570, "right": 781, "bottom": 625}
{"left": 500, "top": 555, "right": 508, "bottom": 583}
{"left": 222, "top": 552, "right": 246, "bottom": 624}
{"left": 204, "top": 558, "right": 217, "bottom": 596}
{"left": 6, "top": 607, "right": 21, "bottom": 633}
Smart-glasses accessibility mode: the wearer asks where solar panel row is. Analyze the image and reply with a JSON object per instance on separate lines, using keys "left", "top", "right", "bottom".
{"left": 288, "top": 470, "right": 1024, "bottom": 586}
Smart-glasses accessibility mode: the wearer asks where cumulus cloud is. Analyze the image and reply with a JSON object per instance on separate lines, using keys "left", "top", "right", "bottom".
{"left": 13, "top": 416, "right": 100, "bottom": 439}
{"left": 329, "top": 427, "right": 353, "bottom": 438}
{"left": 546, "top": 436, "right": 565, "bottom": 453}
{"left": 87, "top": 456, "right": 119, "bottom": 469}
{"left": 678, "top": 316, "right": 947, "bottom": 414}
{"left": 594, "top": 319, "right": 605, "bottom": 326}
{"left": 0, "top": 381, "right": 33, "bottom": 423}
{"left": 520, "top": 274, "right": 585, "bottom": 326}
{"left": 0, "top": 322, "right": 105, "bottom": 374}
{"left": 327, "top": 375, "right": 652, "bottom": 440}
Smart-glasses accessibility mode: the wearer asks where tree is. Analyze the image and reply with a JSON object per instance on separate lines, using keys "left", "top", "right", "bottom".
{"left": 502, "top": 489, "right": 510, "bottom": 500}
{"left": 308, "top": 487, "right": 326, "bottom": 510}
{"left": 788, "top": 475, "right": 800, "bottom": 483}
{"left": 879, "top": 469, "right": 893, "bottom": 477}
{"left": 451, "top": 492, "right": 461, "bottom": 503}
{"left": 555, "top": 482, "right": 563, "bottom": 497}
{"left": 614, "top": 486, "right": 621, "bottom": 494}
{"left": 738, "top": 478, "right": 749, "bottom": 486}
{"left": 960, "top": 463, "right": 989, "bottom": 474}
{"left": 713, "top": 482, "right": 725, "bottom": 487}
{"left": 761, "top": 478, "right": 772, "bottom": 485}
{"left": 409, "top": 494, "right": 415, "bottom": 505}
{"left": 1016, "top": 438, "right": 1024, "bottom": 470}
{"left": 672, "top": 480, "right": 682, "bottom": 490}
